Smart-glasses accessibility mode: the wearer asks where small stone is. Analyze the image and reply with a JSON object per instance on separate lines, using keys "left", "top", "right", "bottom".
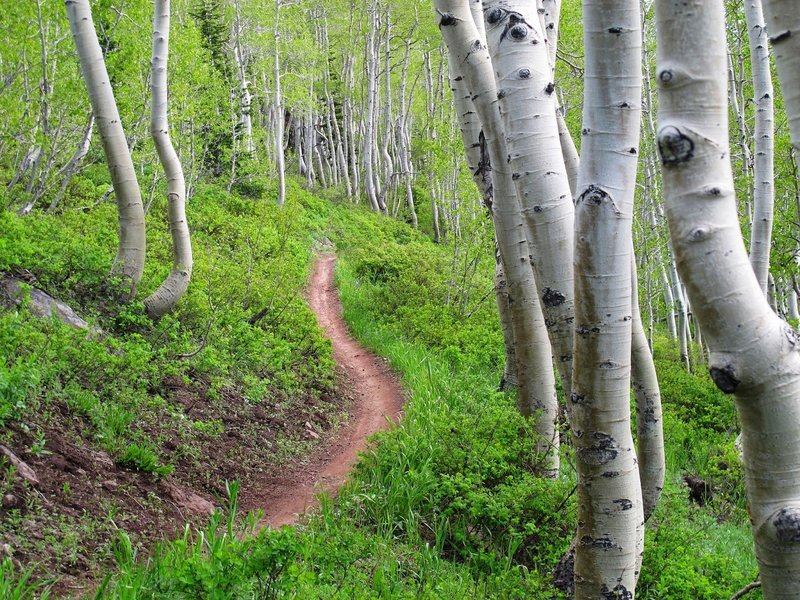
{"left": 2, "top": 494, "right": 19, "bottom": 509}
{"left": 1, "top": 543, "right": 12, "bottom": 556}
{"left": 101, "top": 480, "right": 118, "bottom": 491}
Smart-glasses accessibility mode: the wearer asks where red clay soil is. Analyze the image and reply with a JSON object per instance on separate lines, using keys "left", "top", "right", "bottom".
{"left": 256, "top": 253, "right": 405, "bottom": 527}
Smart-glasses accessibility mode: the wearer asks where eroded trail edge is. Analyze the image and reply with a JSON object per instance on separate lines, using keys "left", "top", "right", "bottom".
{"left": 258, "top": 253, "right": 405, "bottom": 527}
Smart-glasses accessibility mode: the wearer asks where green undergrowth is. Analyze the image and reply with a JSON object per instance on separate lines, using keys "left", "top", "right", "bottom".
{"left": 1, "top": 184, "right": 762, "bottom": 597}
{"left": 0, "top": 177, "right": 335, "bottom": 466}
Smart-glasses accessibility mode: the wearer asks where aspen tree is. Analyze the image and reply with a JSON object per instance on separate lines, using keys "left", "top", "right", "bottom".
{"left": 760, "top": 1, "right": 800, "bottom": 150}
{"left": 656, "top": 0, "right": 800, "bottom": 595}
{"left": 143, "top": 0, "right": 193, "bottom": 319}
{"left": 571, "top": 0, "right": 644, "bottom": 594}
{"left": 745, "top": 0, "right": 775, "bottom": 295}
{"left": 273, "top": 1, "right": 286, "bottom": 207}
{"left": 483, "top": 0, "right": 576, "bottom": 397}
{"left": 631, "top": 249, "right": 664, "bottom": 521}
{"left": 65, "top": 0, "right": 146, "bottom": 289}
{"left": 439, "top": 12, "right": 518, "bottom": 393}
{"left": 437, "top": 0, "right": 560, "bottom": 475}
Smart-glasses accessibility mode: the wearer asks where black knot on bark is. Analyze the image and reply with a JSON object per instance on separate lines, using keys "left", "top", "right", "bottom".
{"left": 542, "top": 287, "right": 566, "bottom": 307}
{"left": 608, "top": 26, "right": 623, "bottom": 34}
{"left": 770, "top": 30, "right": 792, "bottom": 45}
{"left": 657, "top": 126, "right": 694, "bottom": 166}
{"left": 709, "top": 364, "right": 739, "bottom": 394}
{"left": 577, "top": 432, "right": 618, "bottom": 465}
{"left": 518, "top": 68, "right": 531, "bottom": 79}
{"left": 545, "top": 82, "right": 555, "bottom": 94}
{"left": 497, "top": 88, "right": 507, "bottom": 100}
{"left": 486, "top": 7, "right": 504, "bottom": 24}
{"left": 613, "top": 498, "right": 633, "bottom": 511}
{"left": 773, "top": 507, "right": 800, "bottom": 543}
{"left": 601, "top": 584, "right": 632, "bottom": 600}
{"left": 509, "top": 24, "right": 528, "bottom": 40}
{"left": 577, "top": 184, "right": 609, "bottom": 206}
{"left": 659, "top": 69, "right": 673, "bottom": 82}
{"left": 439, "top": 12, "right": 456, "bottom": 27}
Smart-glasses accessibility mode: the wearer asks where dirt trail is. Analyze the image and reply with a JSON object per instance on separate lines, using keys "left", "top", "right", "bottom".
{"left": 258, "top": 253, "right": 405, "bottom": 527}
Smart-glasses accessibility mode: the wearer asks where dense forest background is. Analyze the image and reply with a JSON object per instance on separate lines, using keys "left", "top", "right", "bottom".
{"left": 0, "top": 0, "right": 796, "bottom": 597}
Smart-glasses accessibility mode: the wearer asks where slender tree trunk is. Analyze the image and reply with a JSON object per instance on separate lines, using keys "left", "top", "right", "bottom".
{"left": 65, "top": 0, "right": 146, "bottom": 288}
{"left": 657, "top": 0, "right": 800, "bottom": 595}
{"left": 571, "top": 0, "right": 644, "bottom": 595}
{"left": 363, "top": 8, "right": 380, "bottom": 212}
{"left": 437, "top": 0, "right": 560, "bottom": 476}
{"left": 483, "top": 0, "right": 575, "bottom": 399}
{"left": 271, "top": 2, "right": 286, "bottom": 206}
{"left": 631, "top": 248, "right": 664, "bottom": 522}
{"left": 495, "top": 249, "right": 518, "bottom": 391}
{"left": 144, "top": 0, "right": 192, "bottom": 319}
{"left": 745, "top": 0, "right": 775, "bottom": 295}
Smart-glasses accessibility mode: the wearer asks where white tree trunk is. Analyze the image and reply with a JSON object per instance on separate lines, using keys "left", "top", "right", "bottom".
{"left": 65, "top": 0, "right": 146, "bottom": 288}
{"left": 571, "top": 0, "right": 644, "bottom": 595}
{"left": 631, "top": 249, "right": 664, "bottom": 522}
{"left": 495, "top": 249, "right": 518, "bottom": 390}
{"left": 656, "top": 0, "right": 800, "bottom": 595}
{"left": 144, "top": 0, "right": 192, "bottom": 319}
{"left": 762, "top": 1, "right": 800, "bottom": 149}
{"left": 483, "top": 0, "right": 575, "bottom": 399}
{"left": 437, "top": 0, "right": 560, "bottom": 475}
{"left": 745, "top": 0, "right": 775, "bottom": 295}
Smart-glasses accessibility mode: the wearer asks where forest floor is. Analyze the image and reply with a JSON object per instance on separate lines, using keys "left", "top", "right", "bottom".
{"left": 0, "top": 252, "right": 405, "bottom": 595}
{"left": 251, "top": 252, "right": 406, "bottom": 527}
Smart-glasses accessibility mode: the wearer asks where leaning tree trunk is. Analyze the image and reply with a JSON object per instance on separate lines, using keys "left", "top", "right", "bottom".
{"left": 745, "top": 0, "right": 775, "bottom": 295}
{"left": 437, "top": 0, "right": 560, "bottom": 476}
{"left": 656, "top": 0, "right": 800, "bottom": 596}
{"left": 631, "top": 248, "right": 664, "bottom": 522}
{"left": 483, "top": 0, "right": 576, "bottom": 400}
{"left": 571, "top": 0, "right": 644, "bottom": 595}
{"left": 143, "top": 0, "right": 192, "bottom": 318}
{"left": 65, "top": 0, "right": 146, "bottom": 289}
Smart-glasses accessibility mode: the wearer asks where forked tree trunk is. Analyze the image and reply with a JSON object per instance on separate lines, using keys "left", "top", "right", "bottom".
{"left": 656, "top": 0, "right": 800, "bottom": 595}
{"left": 65, "top": 0, "right": 146, "bottom": 289}
{"left": 144, "top": 0, "right": 192, "bottom": 319}
{"left": 437, "top": 0, "right": 560, "bottom": 476}
{"left": 483, "top": 0, "right": 575, "bottom": 400}
{"left": 571, "top": 0, "right": 644, "bottom": 595}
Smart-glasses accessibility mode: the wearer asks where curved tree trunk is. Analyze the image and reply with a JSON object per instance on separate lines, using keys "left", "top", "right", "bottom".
{"left": 65, "top": 0, "right": 146, "bottom": 289}
{"left": 483, "top": 0, "right": 575, "bottom": 400}
{"left": 144, "top": 0, "right": 192, "bottom": 319}
{"left": 571, "top": 0, "right": 644, "bottom": 595}
{"left": 656, "top": 0, "right": 800, "bottom": 595}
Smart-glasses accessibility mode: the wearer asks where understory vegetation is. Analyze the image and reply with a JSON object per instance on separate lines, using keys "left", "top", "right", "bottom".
{"left": 1, "top": 174, "right": 761, "bottom": 598}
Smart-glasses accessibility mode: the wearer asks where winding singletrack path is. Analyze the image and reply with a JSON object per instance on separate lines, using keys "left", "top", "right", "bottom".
{"left": 259, "top": 253, "right": 405, "bottom": 527}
